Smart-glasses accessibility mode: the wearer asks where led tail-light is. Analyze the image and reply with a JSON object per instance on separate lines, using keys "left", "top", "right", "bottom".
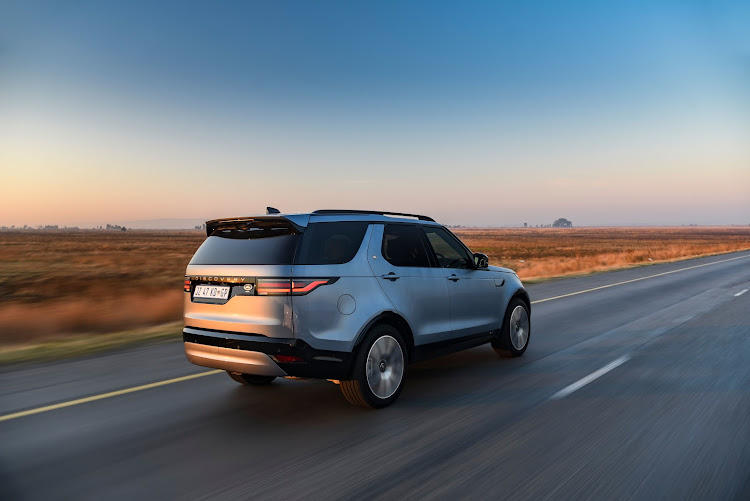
{"left": 256, "top": 278, "right": 336, "bottom": 296}
{"left": 184, "top": 278, "right": 191, "bottom": 292}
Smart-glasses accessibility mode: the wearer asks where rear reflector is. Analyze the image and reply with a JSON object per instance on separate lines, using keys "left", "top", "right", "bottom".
{"left": 256, "top": 278, "right": 336, "bottom": 296}
{"left": 273, "top": 355, "right": 303, "bottom": 363}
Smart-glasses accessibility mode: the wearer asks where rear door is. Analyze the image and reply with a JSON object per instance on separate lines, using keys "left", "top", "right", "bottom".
{"left": 420, "top": 226, "right": 499, "bottom": 338}
{"left": 367, "top": 223, "right": 452, "bottom": 345}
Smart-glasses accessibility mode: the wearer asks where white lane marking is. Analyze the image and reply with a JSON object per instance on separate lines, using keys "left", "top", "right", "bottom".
{"left": 532, "top": 253, "right": 750, "bottom": 304}
{"left": 735, "top": 289, "right": 748, "bottom": 297}
{"left": 550, "top": 355, "right": 631, "bottom": 400}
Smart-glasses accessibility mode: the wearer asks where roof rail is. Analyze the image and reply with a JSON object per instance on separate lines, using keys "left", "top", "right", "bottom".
{"left": 311, "top": 210, "right": 435, "bottom": 222}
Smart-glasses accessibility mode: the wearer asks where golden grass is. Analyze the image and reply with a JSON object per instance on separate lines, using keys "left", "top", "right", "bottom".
{"left": 0, "top": 230, "right": 204, "bottom": 343}
{"left": 0, "top": 291, "right": 183, "bottom": 342}
{"left": 1, "top": 227, "right": 748, "bottom": 346}
{"left": 454, "top": 226, "right": 750, "bottom": 281}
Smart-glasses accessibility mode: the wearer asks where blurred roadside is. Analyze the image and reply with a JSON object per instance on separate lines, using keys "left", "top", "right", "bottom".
{"left": 0, "top": 230, "right": 203, "bottom": 358}
{"left": 0, "top": 226, "right": 748, "bottom": 364}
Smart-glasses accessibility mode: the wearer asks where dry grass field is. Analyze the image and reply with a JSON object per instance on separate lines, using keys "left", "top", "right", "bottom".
{"left": 1, "top": 227, "right": 748, "bottom": 344}
{"left": 0, "top": 230, "right": 204, "bottom": 343}
{"left": 454, "top": 226, "right": 750, "bottom": 280}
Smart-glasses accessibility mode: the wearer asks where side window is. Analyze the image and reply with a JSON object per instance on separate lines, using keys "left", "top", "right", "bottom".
{"left": 382, "top": 224, "right": 431, "bottom": 268}
{"left": 295, "top": 222, "right": 369, "bottom": 265}
{"left": 422, "top": 227, "right": 473, "bottom": 269}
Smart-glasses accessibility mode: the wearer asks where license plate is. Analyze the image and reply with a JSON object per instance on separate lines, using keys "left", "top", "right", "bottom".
{"left": 193, "top": 285, "right": 231, "bottom": 300}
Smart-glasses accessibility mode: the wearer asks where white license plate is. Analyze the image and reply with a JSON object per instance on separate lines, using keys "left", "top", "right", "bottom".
{"left": 194, "top": 285, "right": 231, "bottom": 300}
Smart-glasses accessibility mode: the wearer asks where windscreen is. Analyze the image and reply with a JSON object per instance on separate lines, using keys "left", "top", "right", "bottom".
{"left": 189, "top": 220, "right": 301, "bottom": 265}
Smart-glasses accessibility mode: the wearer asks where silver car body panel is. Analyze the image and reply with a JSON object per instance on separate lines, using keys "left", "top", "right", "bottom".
{"left": 290, "top": 224, "right": 395, "bottom": 352}
{"left": 184, "top": 264, "right": 294, "bottom": 338}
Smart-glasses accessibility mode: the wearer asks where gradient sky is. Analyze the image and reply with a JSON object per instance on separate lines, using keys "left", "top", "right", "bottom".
{"left": 1, "top": 0, "right": 748, "bottom": 227}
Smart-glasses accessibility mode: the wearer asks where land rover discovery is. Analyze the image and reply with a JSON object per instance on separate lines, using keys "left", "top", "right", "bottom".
{"left": 183, "top": 209, "right": 530, "bottom": 408}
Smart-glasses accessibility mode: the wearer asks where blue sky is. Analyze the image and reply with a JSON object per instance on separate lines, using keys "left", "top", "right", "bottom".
{"left": 1, "top": 0, "right": 748, "bottom": 226}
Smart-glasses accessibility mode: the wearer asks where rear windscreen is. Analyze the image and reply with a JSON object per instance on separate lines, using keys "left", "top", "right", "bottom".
{"left": 189, "top": 221, "right": 300, "bottom": 265}
{"left": 294, "top": 222, "right": 369, "bottom": 265}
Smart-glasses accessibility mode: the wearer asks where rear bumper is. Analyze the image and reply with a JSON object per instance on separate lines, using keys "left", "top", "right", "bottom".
{"left": 183, "top": 327, "right": 354, "bottom": 379}
{"left": 184, "top": 342, "right": 288, "bottom": 376}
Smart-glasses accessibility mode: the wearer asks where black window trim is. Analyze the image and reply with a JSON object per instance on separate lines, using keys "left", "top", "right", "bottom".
{"left": 417, "top": 226, "right": 439, "bottom": 268}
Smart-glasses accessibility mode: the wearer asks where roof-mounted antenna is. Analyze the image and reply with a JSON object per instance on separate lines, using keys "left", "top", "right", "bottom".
{"left": 266, "top": 207, "right": 281, "bottom": 214}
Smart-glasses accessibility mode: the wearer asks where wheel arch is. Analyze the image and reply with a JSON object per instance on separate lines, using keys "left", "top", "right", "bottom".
{"left": 352, "top": 311, "right": 415, "bottom": 365}
{"left": 510, "top": 288, "right": 531, "bottom": 317}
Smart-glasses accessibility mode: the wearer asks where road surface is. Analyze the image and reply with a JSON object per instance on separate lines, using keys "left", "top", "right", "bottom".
{"left": 2, "top": 251, "right": 750, "bottom": 500}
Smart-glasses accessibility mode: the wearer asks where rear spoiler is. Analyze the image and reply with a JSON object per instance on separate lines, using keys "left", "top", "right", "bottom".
{"left": 204, "top": 216, "right": 305, "bottom": 237}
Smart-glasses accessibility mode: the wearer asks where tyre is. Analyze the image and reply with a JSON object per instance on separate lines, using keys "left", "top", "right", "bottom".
{"left": 340, "top": 324, "right": 407, "bottom": 408}
{"left": 226, "top": 371, "right": 276, "bottom": 385}
{"left": 492, "top": 298, "right": 530, "bottom": 358}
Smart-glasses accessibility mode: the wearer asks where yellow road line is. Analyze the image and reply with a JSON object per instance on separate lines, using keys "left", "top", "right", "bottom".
{"left": 0, "top": 369, "right": 223, "bottom": 423}
{"left": 531, "top": 253, "right": 750, "bottom": 305}
{"left": 3, "top": 252, "right": 749, "bottom": 424}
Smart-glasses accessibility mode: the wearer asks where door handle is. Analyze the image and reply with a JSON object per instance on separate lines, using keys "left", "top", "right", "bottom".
{"left": 381, "top": 272, "right": 400, "bottom": 281}
{"left": 447, "top": 274, "right": 460, "bottom": 281}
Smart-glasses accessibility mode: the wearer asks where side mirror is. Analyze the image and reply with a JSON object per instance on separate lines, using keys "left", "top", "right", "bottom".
{"left": 473, "top": 252, "right": 489, "bottom": 269}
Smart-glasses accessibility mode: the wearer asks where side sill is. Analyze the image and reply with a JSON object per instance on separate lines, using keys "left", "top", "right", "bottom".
{"left": 412, "top": 332, "right": 494, "bottom": 363}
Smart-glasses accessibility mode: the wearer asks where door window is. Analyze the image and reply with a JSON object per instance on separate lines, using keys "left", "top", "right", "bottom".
{"left": 422, "top": 227, "right": 473, "bottom": 269}
{"left": 382, "top": 224, "right": 431, "bottom": 268}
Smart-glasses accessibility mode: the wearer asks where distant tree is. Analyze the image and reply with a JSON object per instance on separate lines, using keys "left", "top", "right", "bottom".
{"left": 552, "top": 218, "right": 573, "bottom": 227}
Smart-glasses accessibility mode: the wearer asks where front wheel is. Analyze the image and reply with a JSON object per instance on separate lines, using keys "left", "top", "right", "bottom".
{"left": 492, "top": 298, "right": 530, "bottom": 358}
{"left": 340, "top": 324, "right": 407, "bottom": 408}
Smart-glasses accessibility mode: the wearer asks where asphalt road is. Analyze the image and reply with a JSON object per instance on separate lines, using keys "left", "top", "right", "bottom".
{"left": 2, "top": 251, "right": 750, "bottom": 500}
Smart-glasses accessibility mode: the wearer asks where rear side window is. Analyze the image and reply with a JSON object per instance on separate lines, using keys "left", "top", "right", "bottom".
{"left": 382, "top": 224, "right": 430, "bottom": 268}
{"left": 189, "top": 220, "right": 300, "bottom": 265}
{"left": 294, "top": 222, "right": 369, "bottom": 265}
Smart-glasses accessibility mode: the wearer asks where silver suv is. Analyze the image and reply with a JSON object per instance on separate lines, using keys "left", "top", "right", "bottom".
{"left": 183, "top": 209, "right": 530, "bottom": 408}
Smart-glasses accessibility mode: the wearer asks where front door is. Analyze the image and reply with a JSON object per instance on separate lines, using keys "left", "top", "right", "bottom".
{"left": 420, "top": 226, "right": 499, "bottom": 338}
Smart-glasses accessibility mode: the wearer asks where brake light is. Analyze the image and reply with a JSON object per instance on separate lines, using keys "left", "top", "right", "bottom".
{"left": 184, "top": 278, "right": 191, "bottom": 292}
{"left": 256, "top": 278, "right": 335, "bottom": 296}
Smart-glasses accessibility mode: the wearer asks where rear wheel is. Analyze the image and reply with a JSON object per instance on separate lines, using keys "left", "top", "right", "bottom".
{"left": 341, "top": 324, "right": 407, "bottom": 408}
{"left": 226, "top": 371, "right": 276, "bottom": 385}
{"left": 492, "top": 298, "right": 530, "bottom": 357}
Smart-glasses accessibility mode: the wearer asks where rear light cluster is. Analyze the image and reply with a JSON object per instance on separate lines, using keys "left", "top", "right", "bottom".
{"left": 184, "top": 278, "right": 191, "bottom": 292}
{"left": 256, "top": 278, "right": 336, "bottom": 296}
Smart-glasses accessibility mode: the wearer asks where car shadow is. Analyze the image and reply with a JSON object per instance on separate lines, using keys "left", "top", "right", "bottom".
{"left": 214, "top": 344, "right": 534, "bottom": 425}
